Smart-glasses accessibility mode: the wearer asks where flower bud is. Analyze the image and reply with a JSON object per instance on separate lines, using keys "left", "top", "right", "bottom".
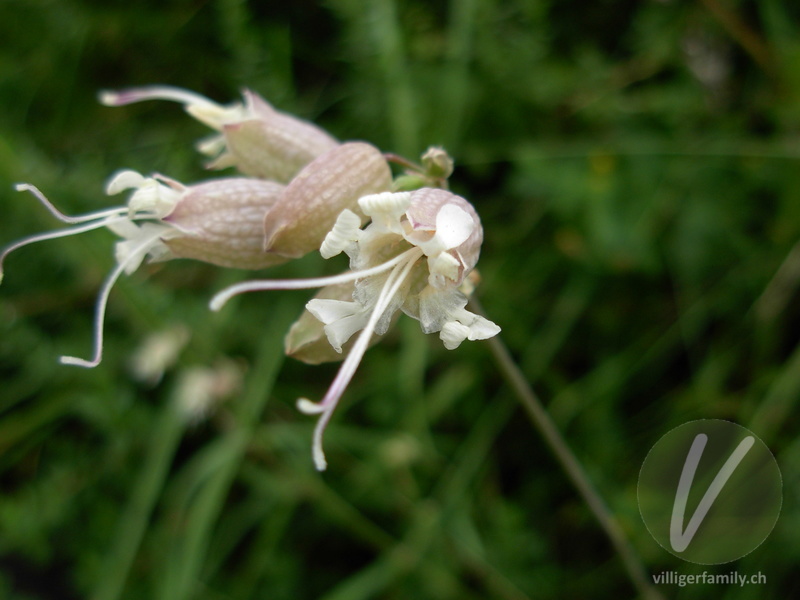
{"left": 421, "top": 146, "right": 454, "bottom": 180}
{"left": 263, "top": 142, "right": 392, "bottom": 259}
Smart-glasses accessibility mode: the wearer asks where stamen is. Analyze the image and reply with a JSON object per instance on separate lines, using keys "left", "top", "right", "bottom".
{"left": 300, "top": 248, "right": 423, "bottom": 471}
{"left": 15, "top": 183, "right": 127, "bottom": 224}
{"left": 59, "top": 229, "right": 166, "bottom": 369}
{"left": 209, "top": 248, "right": 419, "bottom": 312}
{"left": 0, "top": 217, "right": 128, "bottom": 284}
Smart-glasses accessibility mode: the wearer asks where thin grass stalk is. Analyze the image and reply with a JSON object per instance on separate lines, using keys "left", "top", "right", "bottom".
{"left": 91, "top": 399, "right": 187, "bottom": 600}
{"left": 469, "top": 296, "right": 664, "bottom": 600}
{"left": 156, "top": 298, "right": 291, "bottom": 600}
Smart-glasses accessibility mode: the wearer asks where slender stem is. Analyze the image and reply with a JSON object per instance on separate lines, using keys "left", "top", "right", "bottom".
{"left": 383, "top": 152, "right": 422, "bottom": 172}
{"left": 700, "top": 0, "right": 776, "bottom": 77}
{"left": 469, "top": 297, "right": 663, "bottom": 600}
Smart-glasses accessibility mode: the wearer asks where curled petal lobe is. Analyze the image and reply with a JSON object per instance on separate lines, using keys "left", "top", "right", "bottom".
{"left": 306, "top": 298, "right": 370, "bottom": 353}
{"left": 320, "top": 209, "right": 362, "bottom": 259}
{"left": 440, "top": 321, "right": 472, "bottom": 350}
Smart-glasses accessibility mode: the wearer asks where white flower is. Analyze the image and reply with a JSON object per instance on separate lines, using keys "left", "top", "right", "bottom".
{"left": 210, "top": 188, "right": 500, "bottom": 470}
{"left": 1, "top": 171, "right": 285, "bottom": 368}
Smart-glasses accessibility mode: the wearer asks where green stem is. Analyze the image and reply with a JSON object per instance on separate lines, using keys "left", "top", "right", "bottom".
{"left": 469, "top": 297, "right": 663, "bottom": 600}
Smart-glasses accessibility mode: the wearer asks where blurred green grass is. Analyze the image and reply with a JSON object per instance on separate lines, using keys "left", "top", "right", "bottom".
{"left": 1, "top": 0, "right": 800, "bottom": 598}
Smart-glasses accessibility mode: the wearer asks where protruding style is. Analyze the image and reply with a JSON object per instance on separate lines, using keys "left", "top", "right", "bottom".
{"left": 100, "top": 86, "right": 339, "bottom": 182}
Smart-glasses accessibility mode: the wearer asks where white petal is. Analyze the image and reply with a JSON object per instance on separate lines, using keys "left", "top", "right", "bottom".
{"left": 111, "top": 222, "right": 175, "bottom": 274}
{"left": 105, "top": 170, "right": 146, "bottom": 195}
{"left": 320, "top": 209, "right": 362, "bottom": 259}
{"left": 466, "top": 315, "right": 501, "bottom": 340}
{"left": 106, "top": 218, "right": 141, "bottom": 239}
{"left": 417, "top": 286, "right": 468, "bottom": 334}
{"left": 127, "top": 182, "right": 181, "bottom": 218}
{"left": 306, "top": 298, "right": 369, "bottom": 352}
{"left": 451, "top": 308, "right": 501, "bottom": 341}
{"left": 435, "top": 204, "right": 475, "bottom": 250}
{"left": 196, "top": 133, "right": 227, "bottom": 157}
{"left": 358, "top": 192, "right": 411, "bottom": 232}
{"left": 440, "top": 321, "right": 471, "bottom": 350}
{"left": 306, "top": 298, "right": 359, "bottom": 324}
{"left": 427, "top": 252, "right": 461, "bottom": 287}
{"left": 185, "top": 101, "right": 246, "bottom": 130}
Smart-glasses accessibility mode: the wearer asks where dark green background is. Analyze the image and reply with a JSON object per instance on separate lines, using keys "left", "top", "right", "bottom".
{"left": 1, "top": 0, "right": 799, "bottom": 598}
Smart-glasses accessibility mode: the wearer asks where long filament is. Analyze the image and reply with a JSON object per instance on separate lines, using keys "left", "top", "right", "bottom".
{"left": 15, "top": 183, "right": 127, "bottom": 224}
{"left": 209, "top": 248, "right": 420, "bottom": 312}
{"left": 99, "top": 86, "right": 219, "bottom": 110}
{"left": 0, "top": 217, "right": 128, "bottom": 283}
{"left": 301, "top": 248, "right": 423, "bottom": 470}
{"left": 59, "top": 230, "right": 166, "bottom": 369}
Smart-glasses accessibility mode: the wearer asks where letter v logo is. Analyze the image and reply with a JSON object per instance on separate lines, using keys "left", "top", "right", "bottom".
{"left": 669, "top": 433, "right": 755, "bottom": 552}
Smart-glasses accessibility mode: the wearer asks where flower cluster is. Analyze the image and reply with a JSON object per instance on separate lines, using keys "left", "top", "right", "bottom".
{"left": 2, "top": 88, "right": 389, "bottom": 367}
{"left": 2, "top": 85, "right": 500, "bottom": 470}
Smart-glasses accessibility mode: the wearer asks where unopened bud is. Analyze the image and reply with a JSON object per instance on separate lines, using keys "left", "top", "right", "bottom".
{"left": 421, "top": 146, "right": 454, "bottom": 180}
